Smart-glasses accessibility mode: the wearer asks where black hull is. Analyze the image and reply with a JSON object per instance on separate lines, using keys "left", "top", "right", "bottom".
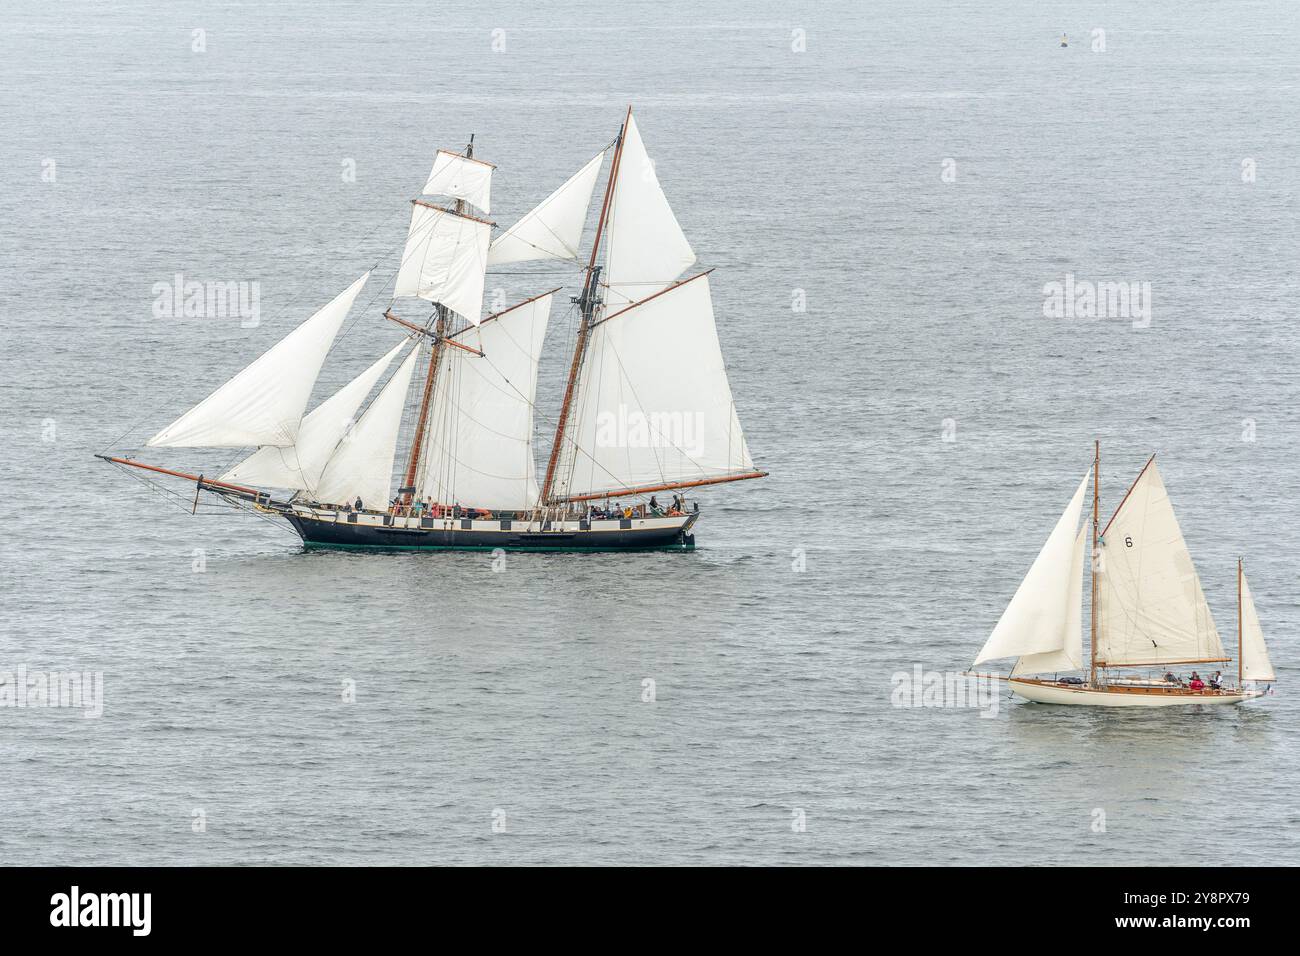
{"left": 285, "top": 513, "right": 696, "bottom": 553}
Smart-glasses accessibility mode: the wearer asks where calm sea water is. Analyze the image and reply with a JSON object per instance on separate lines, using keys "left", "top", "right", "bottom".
{"left": 2, "top": 0, "right": 1297, "bottom": 865}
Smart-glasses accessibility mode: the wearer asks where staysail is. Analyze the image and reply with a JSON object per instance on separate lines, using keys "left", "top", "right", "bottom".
{"left": 422, "top": 150, "right": 493, "bottom": 215}
{"left": 393, "top": 203, "right": 491, "bottom": 324}
{"left": 1239, "top": 571, "right": 1275, "bottom": 681}
{"left": 220, "top": 340, "right": 406, "bottom": 493}
{"left": 559, "top": 274, "right": 754, "bottom": 500}
{"left": 147, "top": 272, "right": 369, "bottom": 448}
{"left": 1011, "top": 524, "right": 1088, "bottom": 675}
{"left": 602, "top": 115, "right": 696, "bottom": 308}
{"left": 974, "top": 473, "right": 1091, "bottom": 668}
{"left": 487, "top": 151, "right": 605, "bottom": 266}
{"left": 1095, "top": 459, "right": 1225, "bottom": 667}
{"left": 314, "top": 343, "right": 421, "bottom": 508}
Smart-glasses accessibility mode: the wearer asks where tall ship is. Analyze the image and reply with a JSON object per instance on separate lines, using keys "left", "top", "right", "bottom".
{"left": 971, "top": 443, "right": 1277, "bottom": 706}
{"left": 100, "top": 108, "right": 766, "bottom": 552}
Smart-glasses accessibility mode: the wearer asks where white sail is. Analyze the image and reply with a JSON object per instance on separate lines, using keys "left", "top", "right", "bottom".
{"left": 974, "top": 473, "right": 1091, "bottom": 667}
{"left": 418, "top": 294, "right": 552, "bottom": 510}
{"left": 220, "top": 340, "right": 406, "bottom": 492}
{"left": 314, "top": 343, "right": 421, "bottom": 509}
{"left": 560, "top": 274, "right": 752, "bottom": 500}
{"left": 393, "top": 204, "right": 490, "bottom": 324}
{"left": 421, "top": 150, "right": 493, "bottom": 214}
{"left": 1011, "top": 524, "right": 1088, "bottom": 675}
{"left": 602, "top": 114, "right": 696, "bottom": 308}
{"left": 148, "top": 273, "right": 368, "bottom": 448}
{"left": 1239, "top": 571, "right": 1275, "bottom": 681}
{"left": 487, "top": 151, "right": 605, "bottom": 266}
{"left": 1096, "top": 460, "right": 1225, "bottom": 667}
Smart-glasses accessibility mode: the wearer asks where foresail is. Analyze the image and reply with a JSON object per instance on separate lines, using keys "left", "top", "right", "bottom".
{"left": 1011, "top": 523, "right": 1088, "bottom": 675}
{"left": 1095, "top": 460, "right": 1225, "bottom": 667}
{"left": 1239, "top": 571, "right": 1275, "bottom": 681}
{"left": 487, "top": 151, "right": 605, "bottom": 266}
{"left": 314, "top": 343, "right": 421, "bottom": 508}
{"left": 422, "top": 150, "right": 493, "bottom": 215}
{"left": 220, "top": 340, "right": 406, "bottom": 492}
{"left": 974, "top": 472, "right": 1090, "bottom": 667}
{"left": 417, "top": 294, "right": 552, "bottom": 510}
{"left": 559, "top": 274, "right": 753, "bottom": 500}
{"left": 602, "top": 114, "right": 696, "bottom": 308}
{"left": 393, "top": 204, "right": 490, "bottom": 324}
{"left": 147, "top": 272, "right": 368, "bottom": 448}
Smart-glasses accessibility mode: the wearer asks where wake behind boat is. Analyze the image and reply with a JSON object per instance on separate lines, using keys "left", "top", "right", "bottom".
{"left": 970, "top": 442, "right": 1277, "bottom": 707}
{"left": 100, "top": 108, "right": 765, "bottom": 552}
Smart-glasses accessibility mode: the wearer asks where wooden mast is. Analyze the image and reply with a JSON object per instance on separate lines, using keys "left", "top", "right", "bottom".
{"left": 1089, "top": 439, "right": 1100, "bottom": 687}
{"left": 539, "top": 105, "right": 632, "bottom": 506}
{"left": 1238, "top": 557, "right": 1244, "bottom": 687}
{"left": 400, "top": 136, "right": 475, "bottom": 505}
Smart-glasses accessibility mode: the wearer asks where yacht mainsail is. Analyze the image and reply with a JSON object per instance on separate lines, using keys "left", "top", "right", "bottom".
{"left": 147, "top": 272, "right": 370, "bottom": 448}
{"left": 1096, "top": 459, "right": 1226, "bottom": 667}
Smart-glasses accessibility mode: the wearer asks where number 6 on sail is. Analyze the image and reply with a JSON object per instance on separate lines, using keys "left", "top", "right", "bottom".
{"left": 969, "top": 442, "right": 1276, "bottom": 706}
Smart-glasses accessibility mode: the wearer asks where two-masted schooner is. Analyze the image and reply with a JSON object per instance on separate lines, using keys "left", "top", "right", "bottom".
{"left": 971, "top": 443, "right": 1277, "bottom": 706}
{"left": 99, "top": 108, "right": 766, "bottom": 551}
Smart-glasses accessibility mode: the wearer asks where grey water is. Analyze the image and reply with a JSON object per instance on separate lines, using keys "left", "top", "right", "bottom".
{"left": 1, "top": 0, "right": 1297, "bottom": 865}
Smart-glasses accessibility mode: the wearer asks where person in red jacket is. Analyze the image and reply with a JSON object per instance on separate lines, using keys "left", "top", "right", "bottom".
{"left": 1189, "top": 671, "right": 1205, "bottom": 691}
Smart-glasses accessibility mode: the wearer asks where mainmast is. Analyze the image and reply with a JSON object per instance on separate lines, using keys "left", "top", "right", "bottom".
{"left": 1089, "top": 439, "right": 1100, "bottom": 686}
{"left": 1238, "top": 557, "right": 1244, "bottom": 687}
{"left": 539, "top": 106, "right": 632, "bottom": 506}
{"left": 400, "top": 136, "right": 475, "bottom": 505}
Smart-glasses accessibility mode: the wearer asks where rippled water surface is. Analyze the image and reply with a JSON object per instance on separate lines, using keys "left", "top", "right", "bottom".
{"left": 1, "top": 0, "right": 1297, "bottom": 864}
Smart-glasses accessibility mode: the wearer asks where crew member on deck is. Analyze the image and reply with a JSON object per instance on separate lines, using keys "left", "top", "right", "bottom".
{"left": 1189, "top": 672, "right": 1204, "bottom": 691}
{"left": 354, "top": 496, "right": 363, "bottom": 512}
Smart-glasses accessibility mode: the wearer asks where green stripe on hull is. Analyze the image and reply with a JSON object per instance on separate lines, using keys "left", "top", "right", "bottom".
{"left": 301, "top": 540, "right": 695, "bottom": 554}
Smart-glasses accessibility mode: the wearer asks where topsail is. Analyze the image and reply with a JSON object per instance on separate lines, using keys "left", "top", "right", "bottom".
{"left": 487, "top": 151, "right": 605, "bottom": 266}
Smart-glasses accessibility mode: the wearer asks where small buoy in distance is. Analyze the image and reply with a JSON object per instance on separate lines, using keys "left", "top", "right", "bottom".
{"left": 1060, "top": 33, "right": 1068, "bottom": 47}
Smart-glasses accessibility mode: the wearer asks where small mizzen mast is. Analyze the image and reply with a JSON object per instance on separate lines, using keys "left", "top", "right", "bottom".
{"left": 99, "top": 107, "right": 764, "bottom": 551}
{"left": 970, "top": 442, "right": 1277, "bottom": 707}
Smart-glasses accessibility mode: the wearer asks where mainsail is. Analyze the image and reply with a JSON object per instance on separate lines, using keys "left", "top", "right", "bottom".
{"left": 1095, "top": 459, "right": 1226, "bottom": 667}
{"left": 417, "top": 293, "right": 552, "bottom": 510}
{"left": 393, "top": 203, "right": 491, "bottom": 324}
{"left": 147, "top": 272, "right": 369, "bottom": 448}
{"left": 487, "top": 151, "right": 605, "bottom": 266}
{"left": 601, "top": 115, "right": 696, "bottom": 307}
{"left": 422, "top": 149, "right": 494, "bottom": 215}
{"left": 220, "top": 340, "right": 406, "bottom": 493}
{"left": 1239, "top": 571, "right": 1275, "bottom": 681}
{"left": 974, "top": 473, "right": 1090, "bottom": 668}
{"left": 314, "top": 343, "right": 421, "bottom": 508}
{"left": 559, "top": 274, "right": 754, "bottom": 500}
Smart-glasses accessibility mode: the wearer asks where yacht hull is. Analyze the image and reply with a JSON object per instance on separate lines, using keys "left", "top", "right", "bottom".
{"left": 282, "top": 507, "right": 698, "bottom": 552}
{"left": 1008, "top": 677, "right": 1261, "bottom": 707}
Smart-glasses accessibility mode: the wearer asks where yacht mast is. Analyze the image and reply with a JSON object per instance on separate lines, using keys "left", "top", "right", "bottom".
{"left": 539, "top": 106, "right": 632, "bottom": 505}
{"left": 400, "top": 136, "right": 475, "bottom": 505}
{"left": 1089, "top": 439, "right": 1100, "bottom": 685}
{"left": 1238, "top": 557, "right": 1244, "bottom": 687}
